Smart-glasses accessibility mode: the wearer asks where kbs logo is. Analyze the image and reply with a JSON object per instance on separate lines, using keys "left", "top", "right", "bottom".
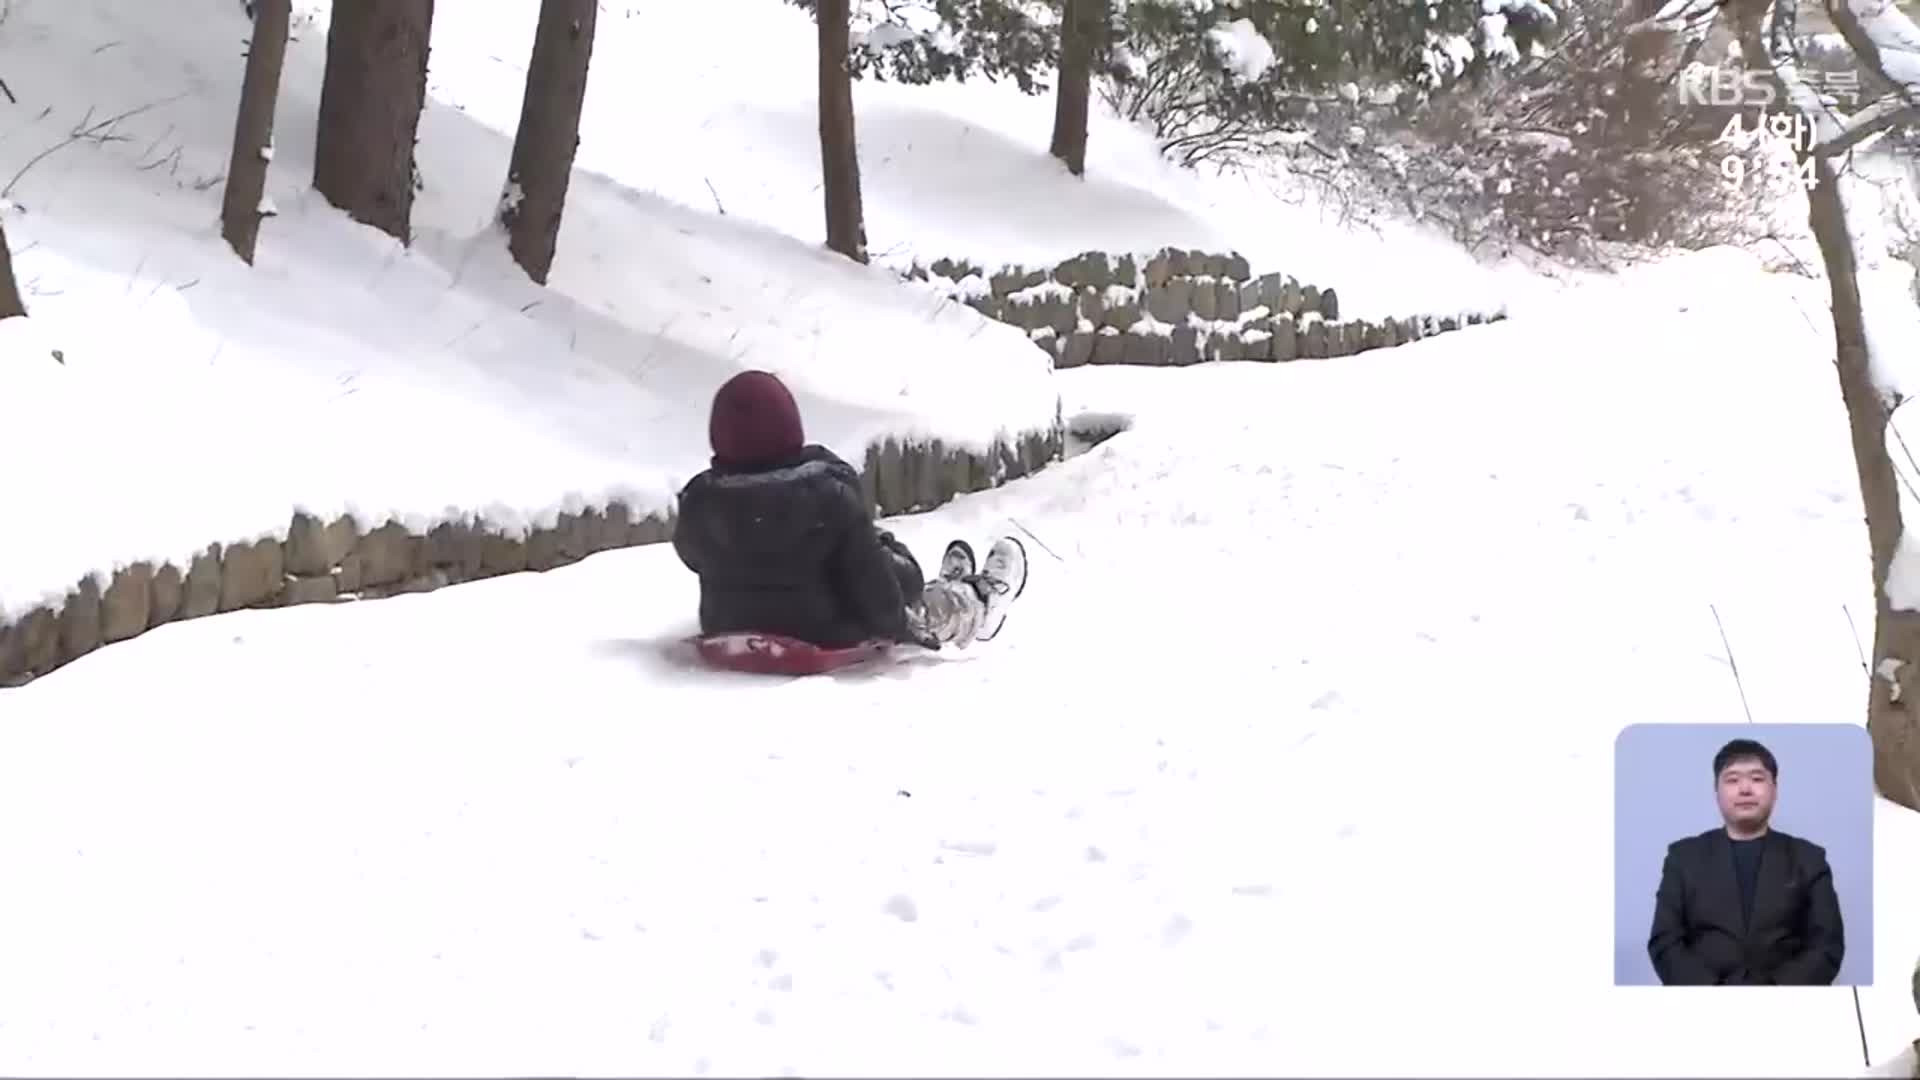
{"left": 1676, "top": 67, "right": 1777, "bottom": 107}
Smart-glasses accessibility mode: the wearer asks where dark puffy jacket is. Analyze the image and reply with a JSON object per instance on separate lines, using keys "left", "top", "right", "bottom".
{"left": 672, "top": 445, "right": 915, "bottom": 648}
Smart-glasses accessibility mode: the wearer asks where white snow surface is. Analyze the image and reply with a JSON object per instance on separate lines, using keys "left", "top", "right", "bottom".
{"left": 2, "top": 247, "right": 1918, "bottom": 1075}
{"left": 1207, "top": 18, "right": 1277, "bottom": 83}
{"left": 1843, "top": 0, "right": 1920, "bottom": 93}
{"left": 1826, "top": 155, "right": 1920, "bottom": 613}
{"left": 1, "top": 0, "right": 1919, "bottom": 1072}
{"left": 489, "top": 0, "right": 1551, "bottom": 322}
{"left": 1862, "top": 258, "right": 1920, "bottom": 408}
{"left": 1479, "top": 12, "right": 1522, "bottom": 65}
{"left": 1867, "top": 1043, "right": 1919, "bottom": 1079}
{"left": 1869, "top": 262, "right": 1920, "bottom": 615}
{"left": 0, "top": 0, "right": 1056, "bottom": 620}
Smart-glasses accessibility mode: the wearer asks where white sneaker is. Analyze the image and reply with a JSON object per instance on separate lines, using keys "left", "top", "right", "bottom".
{"left": 939, "top": 539, "right": 976, "bottom": 581}
{"left": 968, "top": 536, "right": 1028, "bottom": 642}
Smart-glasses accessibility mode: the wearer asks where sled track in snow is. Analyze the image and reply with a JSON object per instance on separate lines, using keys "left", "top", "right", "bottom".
{"left": 0, "top": 426, "right": 1064, "bottom": 689}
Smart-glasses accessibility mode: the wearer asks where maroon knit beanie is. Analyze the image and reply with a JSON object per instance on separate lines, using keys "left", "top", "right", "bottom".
{"left": 708, "top": 370, "right": 804, "bottom": 468}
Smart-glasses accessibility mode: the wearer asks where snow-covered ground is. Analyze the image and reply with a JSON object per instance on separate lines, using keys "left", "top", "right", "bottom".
{"left": 1874, "top": 1040, "right": 1920, "bottom": 1080}
{"left": 435, "top": 0, "right": 1558, "bottom": 323}
{"left": 0, "top": 0, "right": 1557, "bottom": 624}
{"left": 3, "top": 246, "right": 1918, "bottom": 1075}
{"left": 3, "top": 0, "right": 1919, "bottom": 1072}
{"left": 0, "top": 0, "right": 1060, "bottom": 620}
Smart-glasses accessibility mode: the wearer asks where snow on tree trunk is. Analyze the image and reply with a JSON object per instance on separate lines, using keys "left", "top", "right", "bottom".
{"left": 1912, "top": 951, "right": 1920, "bottom": 1024}
{"left": 816, "top": 0, "right": 868, "bottom": 264}
{"left": 1823, "top": 0, "right": 1920, "bottom": 108}
{"left": 312, "top": 0, "right": 435, "bottom": 245}
{"left": 1050, "top": 0, "right": 1099, "bottom": 177}
{"left": 1617, "top": 0, "right": 1677, "bottom": 144}
{"left": 221, "top": 0, "right": 291, "bottom": 266}
{"left": 1741, "top": 0, "right": 1920, "bottom": 810}
{"left": 1803, "top": 155, "right": 1920, "bottom": 812}
{"left": 0, "top": 217, "right": 24, "bottom": 320}
{"left": 499, "top": 0, "right": 597, "bottom": 285}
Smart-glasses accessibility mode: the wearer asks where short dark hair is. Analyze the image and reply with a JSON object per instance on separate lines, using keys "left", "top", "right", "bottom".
{"left": 1713, "top": 738, "right": 1778, "bottom": 780}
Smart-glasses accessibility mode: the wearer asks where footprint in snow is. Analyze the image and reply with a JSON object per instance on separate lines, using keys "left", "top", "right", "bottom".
{"left": 1162, "top": 914, "right": 1194, "bottom": 946}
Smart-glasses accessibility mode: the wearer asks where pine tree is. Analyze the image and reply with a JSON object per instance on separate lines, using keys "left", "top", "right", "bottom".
{"left": 785, "top": 0, "right": 1056, "bottom": 90}
{"left": 1107, "top": 0, "right": 1554, "bottom": 165}
{"left": 816, "top": 0, "right": 869, "bottom": 262}
{"left": 787, "top": 0, "right": 1553, "bottom": 175}
{"left": 0, "top": 218, "right": 24, "bottom": 320}
{"left": 312, "top": 0, "right": 436, "bottom": 244}
{"left": 221, "top": 0, "right": 291, "bottom": 265}
{"left": 1703, "top": 0, "right": 1920, "bottom": 810}
{"left": 1050, "top": 0, "right": 1103, "bottom": 175}
{"left": 499, "top": 0, "right": 599, "bottom": 284}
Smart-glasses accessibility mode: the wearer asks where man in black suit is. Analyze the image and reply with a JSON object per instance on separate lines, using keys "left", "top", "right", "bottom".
{"left": 1646, "top": 738, "right": 1846, "bottom": 986}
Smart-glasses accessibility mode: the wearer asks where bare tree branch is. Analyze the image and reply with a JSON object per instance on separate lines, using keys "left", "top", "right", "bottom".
{"left": 1745, "top": 0, "right": 1920, "bottom": 811}
{"left": 1814, "top": 93, "right": 1920, "bottom": 153}
{"left": 1824, "top": 0, "right": 1920, "bottom": 105}
{"left": 1625, "top": 0, "right": 1727, "bottom": 38}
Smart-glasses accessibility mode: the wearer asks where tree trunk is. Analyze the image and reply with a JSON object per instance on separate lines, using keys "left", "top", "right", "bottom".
{"left": 1912, "top": 955, "right": 1920, "bottom": 1033}
{"left": 313, "top": 0, "right": 435, "bottom": 244}
{"left": 0, "top": 217, "right": 25, "bottom": 320}
{"left": 1746, "top": 0, "right": 1920, "bottom": 812}
{"left": 1049, "top": 0, "right": 1099, "bottom": 176}
{"left": 499, "top": 0, "right": 597, "bottom": 285}
{"left": 1618, "top": 25, "right": 1674, "bottom": 145}
{"left": 221, "top": 0, "right": 291, "bottom": 265}
{"left": 816, "top": 0, "right": 868, "bottom": 264}
{"left": 1803, "top": 150, "right": 1920, "bottom": 812}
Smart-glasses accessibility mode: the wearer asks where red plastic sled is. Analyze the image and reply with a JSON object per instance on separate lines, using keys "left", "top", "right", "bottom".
{"left": 694, "top": 632, "right": 892, "bottom": 675}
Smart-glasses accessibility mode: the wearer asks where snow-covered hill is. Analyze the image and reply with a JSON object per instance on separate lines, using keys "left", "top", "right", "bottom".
{"left": 0, "top": 0, "right": 1060, "bottom": 619}
{"left": 0, "top": 0, "right": 1915, "bottom": 1073}
{"left": 437, "top": 0, "right": 1552, "bottom": 322}
{"left": 3, "top": 253, "right": 1917, "bottom": 1074}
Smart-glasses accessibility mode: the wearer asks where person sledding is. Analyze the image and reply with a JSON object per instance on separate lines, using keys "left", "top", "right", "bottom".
{"left": 672, "top": 370, "right": 1028, "bottom": 668}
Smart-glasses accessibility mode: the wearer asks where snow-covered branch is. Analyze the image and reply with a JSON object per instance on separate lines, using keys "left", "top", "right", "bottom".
{"left": 1815, "top": 91, "right": 1917, "bottom": 153}
{"left": 1807, "top": 0, "right": 1920, "bottom": 153}
{"left": 1757, "top": 12, "right": 1852, "bottom": 147}
{"left": 1825, "top": 0, "right": 1920, "bottom": 102}
{"left": 1741, "top": 0, "right": 1919, "bottom": 155}
{"left": 1625, "top": 0, "right": 1724, "bottom": 38}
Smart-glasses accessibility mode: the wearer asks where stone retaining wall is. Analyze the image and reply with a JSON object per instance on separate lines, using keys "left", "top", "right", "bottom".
{"left": 908, "top": 247, "right": 1506, "bottom": 367}
{"left": 0, "top": 425, "right": 1063, "bottom": 689}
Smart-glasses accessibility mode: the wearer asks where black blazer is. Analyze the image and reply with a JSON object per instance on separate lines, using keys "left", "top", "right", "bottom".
{"left": 1647, "top": 828, "right": 1844, "bottom": 986}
